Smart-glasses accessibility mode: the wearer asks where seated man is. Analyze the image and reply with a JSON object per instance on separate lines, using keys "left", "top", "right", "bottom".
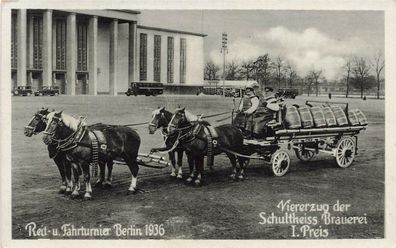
{"left": 234, "top": 82, "right": 260, "bottom": 136}
{"left": 252, "top": 87, "right": 281, "bottom": 138}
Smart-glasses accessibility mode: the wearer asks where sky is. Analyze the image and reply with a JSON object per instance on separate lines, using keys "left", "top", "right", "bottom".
{"left": 139, "top": 10, "right": 384, "bottom": 80}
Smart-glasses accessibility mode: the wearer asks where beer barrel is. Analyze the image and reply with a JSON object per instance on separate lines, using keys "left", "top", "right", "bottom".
{"left": 285, "top": 106, "right": 301, "bottom": 129}
{"left": 310, "top": 106, "right": 327, "bottom": 127}
{"left": 298, "top": 106, "right": 314, "bottom": 128}
{"left": 331, "top": 105, "right": 348, "bottom": 126}
{"left": 348, "top": 110, "right": 360, "bottom": 126}
{"left": 322, "top": 107, "right": 337, "bottom": 127}
{"left": 353, "top": 109, "right": 368, "bottom": 125}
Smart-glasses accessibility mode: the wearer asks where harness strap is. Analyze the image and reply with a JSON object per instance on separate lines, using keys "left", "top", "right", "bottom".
{"left": 203, "top": 126, "right": 214, "bottom": 169}
{"left": 88, "top": 131, "right": 99, "bottom": 177}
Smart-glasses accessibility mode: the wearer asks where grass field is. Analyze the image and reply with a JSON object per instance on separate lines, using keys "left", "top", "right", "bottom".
{"left": 11, "top": 94, "right": 384, "bottom": 239}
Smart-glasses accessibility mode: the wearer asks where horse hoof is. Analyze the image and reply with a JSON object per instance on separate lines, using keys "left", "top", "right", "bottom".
{"left": 70, "top": 193, "right": 79, "bottom": 199}
{"left": 103, "top": 182, "right": 112, "bottom": 188}
{"left": 186, "top": 177, "right": 193, "bottom": 184}
{"left": 127, "top": 189, "right": 136, "bottom": 195}
{"left": 58, "top": 188, "right": 66, "bottom": 194}
{"left": 84, "top": 194, "right": 92, "bottom": 200}
{"left": 170, "top": 172, "right": 177, "bottom": 177}
{"left": 177, "top": 174, "right": 183, "bottom": 179}
{"left": 65, "top": 189, "right": 72, "bottom": 195}
{"left": 238, "top": 175, "right": 245, "bottom": 181}
{"left": 194, "top": 179, "right": 201, "bottom": 186}
{"left": 229, "top": 174, "right": 237, "bottom": 180}
{"left": 95, "top": 182, "right": 103, "bottom": 188}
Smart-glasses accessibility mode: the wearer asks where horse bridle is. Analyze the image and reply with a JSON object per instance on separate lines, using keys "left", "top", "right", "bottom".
{"left": 24, "top": 113, "right": 47, "bottom": 134}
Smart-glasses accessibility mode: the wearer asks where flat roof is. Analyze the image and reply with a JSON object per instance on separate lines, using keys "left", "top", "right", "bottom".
{"left": 113, "top": 10, "right": 141, "bottom": 15}
{"left": 138, "top": 25, "right": 207, "bottom": 37}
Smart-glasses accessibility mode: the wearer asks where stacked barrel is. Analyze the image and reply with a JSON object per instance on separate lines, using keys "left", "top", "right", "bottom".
{"left": 284, "top": 103, "right": 368, "bottom": 129}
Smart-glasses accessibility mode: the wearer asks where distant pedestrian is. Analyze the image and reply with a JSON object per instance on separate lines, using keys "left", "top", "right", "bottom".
{"left": 328, "top": 93, "right": 332, "bottom": 99}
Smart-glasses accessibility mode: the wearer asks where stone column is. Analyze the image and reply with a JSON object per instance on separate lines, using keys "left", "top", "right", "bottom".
{"left": 17, "top": 9, "right": 27, "bottom": 86}
{"left": 109, "top": 19, "right": 118, "bottom": 96}
{"left": 66, "top": 13, "right": 76, "bottom": 95}
{"left": 128, "top": 21, "right": 137, "bottom": 83}
{"left": 88, "top": 16, "right": 98, "bottom": 95}
{"left": 43, "top": 10, "right": 52, "bottom": 86}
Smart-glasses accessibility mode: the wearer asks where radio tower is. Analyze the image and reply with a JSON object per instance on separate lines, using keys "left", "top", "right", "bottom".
{"left": 221, "top": 32, "right": 228, "bottom": 96}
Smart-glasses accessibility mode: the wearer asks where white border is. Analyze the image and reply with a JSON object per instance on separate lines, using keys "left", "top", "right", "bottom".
{"left": 1, "top": 0, "right": 395, "bottom": 247}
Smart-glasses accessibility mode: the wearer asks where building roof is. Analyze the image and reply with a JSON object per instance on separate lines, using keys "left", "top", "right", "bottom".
{"left": 138, "top": 25, "right": 207, "bottom": 37}
{"left": 113, "top": 10, "right": 141, "bottom": 15}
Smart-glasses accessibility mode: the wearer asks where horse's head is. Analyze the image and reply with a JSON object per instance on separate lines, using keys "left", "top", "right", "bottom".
{"left": 42, "top": 110, "right": 64, "bottom": 145}
{"left": 24, "top": 107, "right": 50, "bottom": 137}
{"left": 167, "top": 107, "right": 189, "bottom": 135}
{"left": 148, "top": 106, "right": 169, "bottom": 134}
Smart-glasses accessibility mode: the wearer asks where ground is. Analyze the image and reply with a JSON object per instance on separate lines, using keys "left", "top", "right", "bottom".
{"left": 11, "top": 94, "right": 384, "bottom": 239}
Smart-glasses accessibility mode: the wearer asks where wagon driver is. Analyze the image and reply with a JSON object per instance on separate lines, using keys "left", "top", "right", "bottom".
{"left": 234, "top": 82, "right": 260, "bottom": 135}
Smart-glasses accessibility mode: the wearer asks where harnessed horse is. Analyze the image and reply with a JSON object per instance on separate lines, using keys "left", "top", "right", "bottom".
{"left": 24, "top": 109, "right": 117, "bottom": 195}
{"left": 42, "top": 111, "right": 141, "bottom": 199}
{"left": 168, "top": 108, "right": 249, "bottom": 185}
{"left": 148, "top": 107, "right": 194, "bottom": 180}
{"left": 24, "top": 108, "right": 73, "bottom": 194}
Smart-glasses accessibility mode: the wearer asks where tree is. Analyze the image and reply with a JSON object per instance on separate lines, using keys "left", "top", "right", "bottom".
{"left": 272, "top": 57, "right": 285, "bottom": 90}
{"left": 352, "top": 57, "right": 371, "bottom": 98}
{"left": 372, "top": 52, "right": 384, "bottom": 99}
{"left": 241, "top": 60, "right": 255, "bottom": 80}
{"left": 252, "top": 54, "right": 271, "bottom": 89}
{"left": 343, "top": 58, "right": 353, "bottom": 98}
{"left": 307, "top": 69, "right": 323, "bottom": 96}
{"left": 225, "top": 60, "right": 243, "bottom": 80}
{"left": 285, "top": 63, "right": 298, "bottom": 88}
{"left": 304, "top": 74, "right": 315, "bottom": 96}
{"left": 204, "top": 61, "right": 220, "bottom": 80}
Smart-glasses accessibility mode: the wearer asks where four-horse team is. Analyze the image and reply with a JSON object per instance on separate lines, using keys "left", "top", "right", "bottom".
{"left": 24, "top": 82, "right": 367, "bottom": 199}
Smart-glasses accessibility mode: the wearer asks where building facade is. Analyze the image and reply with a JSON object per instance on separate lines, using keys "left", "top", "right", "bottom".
{"left": 11, "top": 9, "right": 206, "bottom": 95}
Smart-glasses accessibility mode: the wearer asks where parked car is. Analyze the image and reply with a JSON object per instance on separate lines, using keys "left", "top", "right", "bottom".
{"left": 277, "top": 88, "right": 299, "bottom": 99}
{"left": 34, "top": 86, "right": 60, "bottom": 96}
{"left": 125, "top": 82, "right": 164, "bottom": 96}
{"left": 12, "top": 86, "right": 33, "bottom": 96}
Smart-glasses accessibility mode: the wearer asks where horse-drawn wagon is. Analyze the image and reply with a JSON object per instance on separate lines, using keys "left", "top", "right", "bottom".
{"left": 235, "top": 100, "right": 367, "bottom": 177}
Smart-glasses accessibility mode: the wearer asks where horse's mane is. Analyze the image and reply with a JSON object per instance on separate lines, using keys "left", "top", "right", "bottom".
{"left": 184, "top": 110, "right": 199, "bottom": 122}
{"left": 47, "top": 112, "right": 85, "bottom": 131}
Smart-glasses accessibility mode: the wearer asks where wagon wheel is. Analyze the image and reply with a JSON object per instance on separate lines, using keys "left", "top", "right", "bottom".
{"left": 294, "top": 145, "right": 315, "bottom": 162}
{"left": 271, "top": 149, "right": 290, "bottom": 176}
{"left": 334, "top": 137, "right": 356, "bottom": 168}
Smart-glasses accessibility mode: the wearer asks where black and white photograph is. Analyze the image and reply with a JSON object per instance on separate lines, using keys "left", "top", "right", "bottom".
{"left": 1, "top": 0, "right": 395, "bottom": 247}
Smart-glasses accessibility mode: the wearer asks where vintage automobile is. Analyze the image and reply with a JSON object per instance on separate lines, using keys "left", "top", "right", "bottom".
{"left": 277, "top": 88, "right": 299, "bottom": 99}
{"left": 12, "top": 86, "right": 33, "bottom": 96}
{"left": 125, "top": 82, "right": 164, "bottom": 96}
{"left": 34, "top": 86, "right": 60, "bottom": 96}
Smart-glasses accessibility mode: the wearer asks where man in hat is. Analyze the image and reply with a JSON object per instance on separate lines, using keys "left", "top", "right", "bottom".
{"left": 234, "top": 82, "right": 260, "bottom": 136}
{"left": 251, "top": 86, "right": 281, "bottom": 138}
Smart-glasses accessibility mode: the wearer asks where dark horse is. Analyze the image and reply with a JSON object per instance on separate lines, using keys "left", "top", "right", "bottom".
{"left": 148, "top": 106, "right": 194, "bottom": 180}
{"left": 168, "top": 107, "right": 248, "bottom": 185}
{"left": 24, "top": 109, "right": 116, "bottom": 195}
{"left": 42, "top": 111, "right": 140, "bottom": 199}
{"left": 24, "top": 108, "right": 73, "bottom": 194}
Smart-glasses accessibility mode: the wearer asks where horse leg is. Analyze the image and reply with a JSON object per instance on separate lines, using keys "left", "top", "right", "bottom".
{"left": 53, "top": 156, "right": 67, "bottom": 194}
{"left": 194, "top": 156, "right": 204, "bottom": 186}
{"left": 70, "top": 163, "right": 81, "bottom": 199}
{"left": 176, "top": 150, "right": 183, "bottom": 179}
{"left": 63, "top": 160, "right": 73, "bottom": 195}
{"left": 95, "top": 162, "right": 106, "bottom": 187}
{"left": 169, "top": 151, "right": 177, "bottom": 177}
{"left": 186, "top": 154, "right": 195, "bottom": 184}
{"left": 103, "top": 160, "right": 113, "bottom": 187}
{"left": 124, "top": 154, "right": 139, "bottom": 194}
{"left": 82, "top": 163, "right": 93, "bottom": 200}
{"left": 226, "top": 152, "right": 238, "bottom": 181}
{"left": 237, "top": 157, "right": 249, "bottom": 180}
